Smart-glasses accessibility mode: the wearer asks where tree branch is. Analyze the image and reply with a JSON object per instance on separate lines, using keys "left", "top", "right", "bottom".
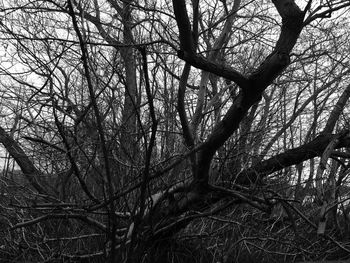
{"left": 236, "top": 131, "right": 350, "bottom": 185}
{"left": 195, "top": 0, "right": 305, "bottom": 187}
{"left": 172, "top": 0, "right": 248, "bottom": 87}
{"left": 0, "top": 126, "right": 47, "bottom": 195}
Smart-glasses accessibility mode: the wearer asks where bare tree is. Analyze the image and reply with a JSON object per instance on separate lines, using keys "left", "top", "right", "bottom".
{"left": 1, "top": 0, "right": 350, "bottom": 262}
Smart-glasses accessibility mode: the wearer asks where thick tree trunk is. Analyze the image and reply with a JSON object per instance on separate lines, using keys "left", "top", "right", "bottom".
{"left": 0, "top": 126, "right": 48, "bottom": 194}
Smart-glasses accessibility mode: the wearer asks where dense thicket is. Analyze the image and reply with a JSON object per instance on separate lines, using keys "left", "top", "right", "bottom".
{"left": 1, "top": 0, "right": 350, "bottom": 262}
